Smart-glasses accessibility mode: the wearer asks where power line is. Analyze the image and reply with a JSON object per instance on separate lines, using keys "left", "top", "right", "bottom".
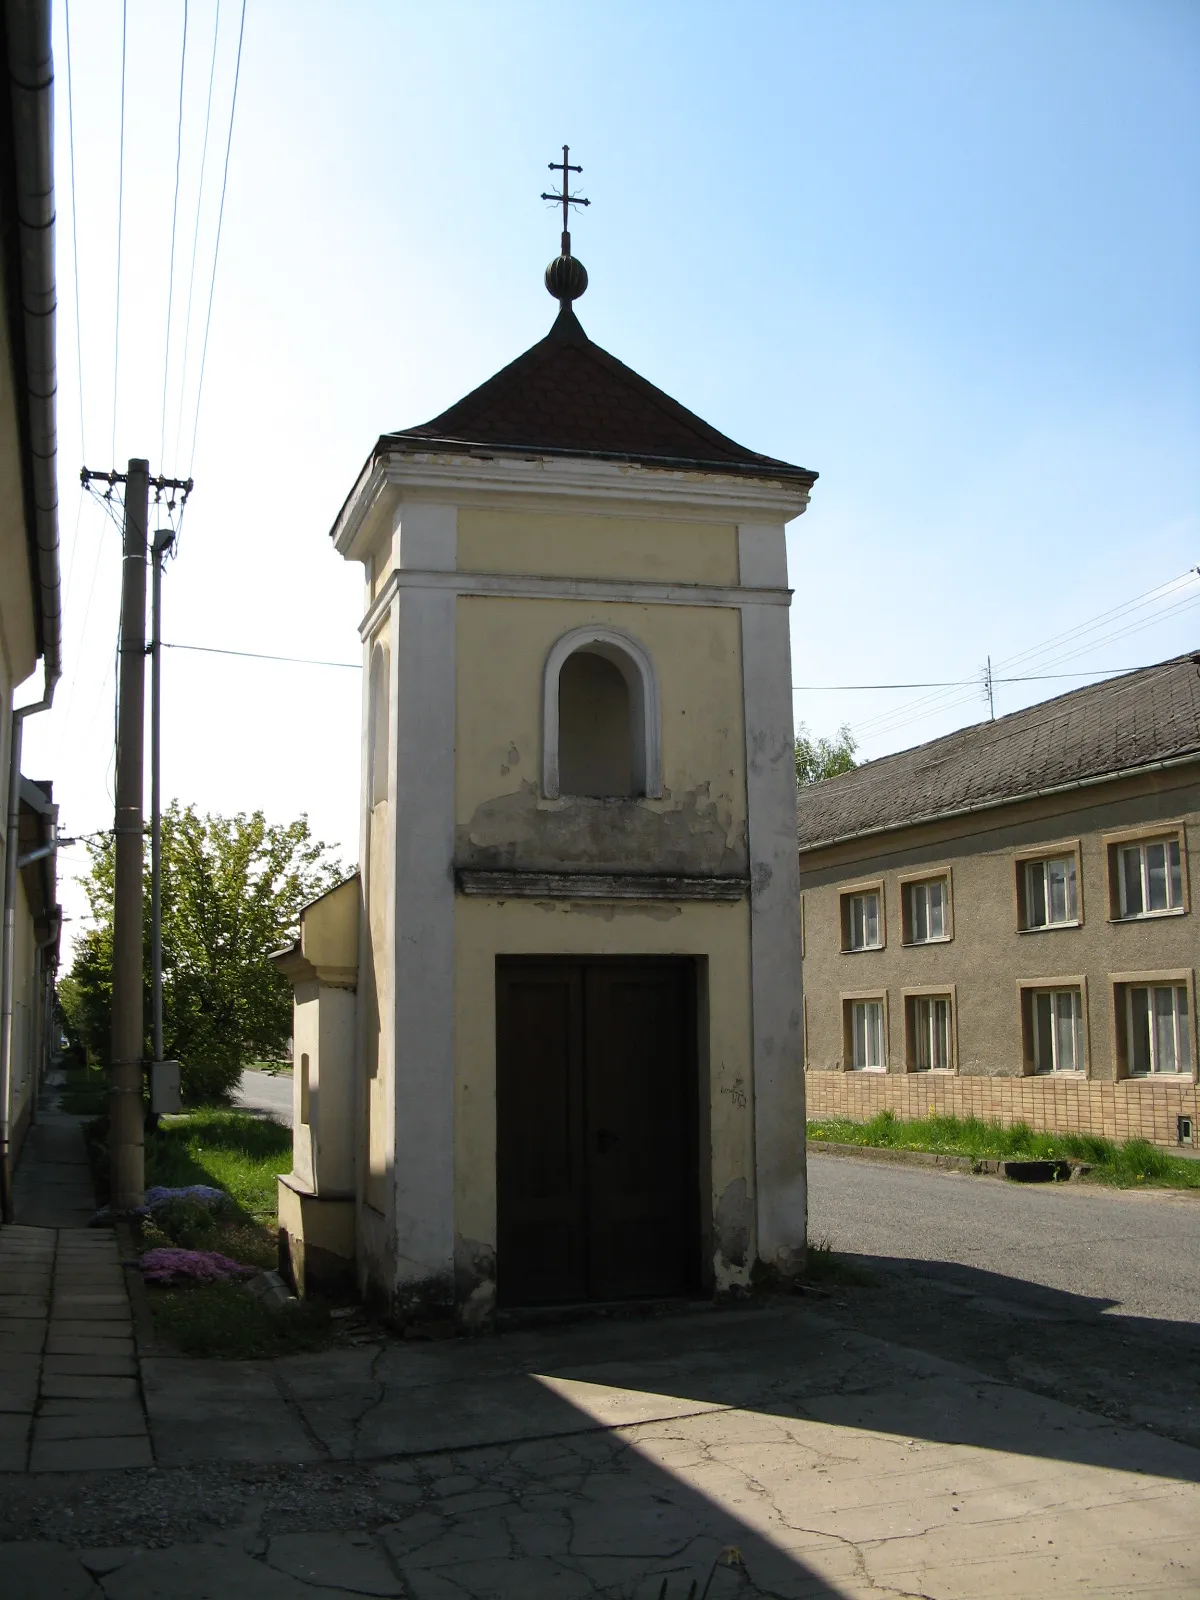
{"left": 793, "top": 667, "right": 1156, "bottom": 691}
{"left": 163, "top": 641, "right": 360, "bottom": 669}
{"left": 158, "top": 0, "right": 189, "bottom": 472}
{"left": 172, "top": 0, "right": 221, "bottom": 475}
{"left": 992, "top": 568, "right": 1198, "bottom": 675}
{"left": 851, "top": 598, "right": 1200, "bottom": 749}
{"left": 57, "top": 488, "right": 86, "bottom": 639}
{"left": 844, "top": 567, "right": 1200, "bottom": 744}
{"left": 187, "top": 0, "right": 246, "bottom": 476}
{"left": 111, "top": 0, "right": 127, "bottom": 464}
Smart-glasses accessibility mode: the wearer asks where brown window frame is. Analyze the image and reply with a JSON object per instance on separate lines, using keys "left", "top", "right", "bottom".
{"left": 901, "top": 984, "right": 958, "bottom": 1074}
{"left": 899, "top": 867, "right": 954, "bottom": 947}
{"left": 1012, "top": 838, "right": 1084, "bottom": 934}
{"left": 1103, "top": 822, "right": 1189, "bottom": 923}
{"left": 1016, "top": 977, "right": 1089, "bottom": 1077}
{"left": 841, "top": 990, "right": 890, "bottom": 1073}
{"left": 1110, "top": 968, "right": 1196, "bottom": 1080}
{"left": 838, "top": 879, "right": 886, "bottom": 954}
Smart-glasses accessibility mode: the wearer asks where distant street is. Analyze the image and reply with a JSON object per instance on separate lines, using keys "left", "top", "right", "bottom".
{"left": 808, "top": 1148, "right": 1200, "bottom": 1323}
{"left": 233, "top": 1067, "right": 293, "bottom": 1127}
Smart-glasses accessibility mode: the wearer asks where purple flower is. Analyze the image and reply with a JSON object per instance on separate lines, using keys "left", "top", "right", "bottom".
{"left": 138, "top": 1247, "right": 256, "bottom": 1284}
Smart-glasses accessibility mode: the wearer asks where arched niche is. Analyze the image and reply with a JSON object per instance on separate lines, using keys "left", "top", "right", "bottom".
{"left": 542, "top": 626, "right": 662, "bottom": 800}
{"left": 368, "top": 640, "right": 390, "bottom": 808}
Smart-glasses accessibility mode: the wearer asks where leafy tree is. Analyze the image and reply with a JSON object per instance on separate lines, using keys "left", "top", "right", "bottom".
{"left": 60, "top": 805, "right": 345, "bottom": 1101}
{"left": 795, "top": 723, "right": 859, "bottom": 785}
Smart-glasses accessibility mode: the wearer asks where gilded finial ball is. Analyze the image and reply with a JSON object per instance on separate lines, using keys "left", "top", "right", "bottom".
{"left": 545, "top": 254, "right": 588, "bottom": 302}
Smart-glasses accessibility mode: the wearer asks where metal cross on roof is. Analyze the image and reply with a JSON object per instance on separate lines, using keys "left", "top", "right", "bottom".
{"left": 541, "top": 144, "right": 589, "bottom": 255}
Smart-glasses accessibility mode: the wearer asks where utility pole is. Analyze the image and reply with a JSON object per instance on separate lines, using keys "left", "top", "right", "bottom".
{"left": 110, "top": 457, "right": 149, "bottom": 1212}
{"left": 81, "top": 463, "right": 191, "bottom": 1208}
{"left": 985, "top": 656, "right": 995, "bottom": 721}
{"left": 149, "top": 527, "right": 180, "bottom": 1117}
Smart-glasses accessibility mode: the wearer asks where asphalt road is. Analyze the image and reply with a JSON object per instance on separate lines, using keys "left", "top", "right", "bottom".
{"left": 233, "top": 1067, "right": 293, "bottom": 1127}
{"left": 808, "top": 1149, "right": 1200, "bottom": 1324}
{"left": 806, "top": 1149, "right": 1200, "bottom": 1449}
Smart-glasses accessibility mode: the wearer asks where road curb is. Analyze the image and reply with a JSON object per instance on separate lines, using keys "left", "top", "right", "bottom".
{"left": 808, "top": 1142, "right": 1091, "bottom": 1182}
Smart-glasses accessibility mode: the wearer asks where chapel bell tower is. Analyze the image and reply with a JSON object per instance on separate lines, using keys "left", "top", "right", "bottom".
{"left": 283, "top": 151, "right": 818, "bottom": 1325}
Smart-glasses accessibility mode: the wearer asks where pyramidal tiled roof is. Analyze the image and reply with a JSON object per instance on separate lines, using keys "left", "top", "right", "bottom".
{"left": 797, "top": 652, "right": 1200, "bottom": 851}
{"left": 379, "top": 306, "right": 816, "bottom": 484}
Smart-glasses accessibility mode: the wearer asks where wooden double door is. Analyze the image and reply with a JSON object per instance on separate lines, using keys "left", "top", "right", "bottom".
{"left": 496, "top": 958, "right": 697, "bottom": 1307}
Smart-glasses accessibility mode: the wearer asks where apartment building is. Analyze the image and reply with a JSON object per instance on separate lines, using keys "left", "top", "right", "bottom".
{"left": 798, "top": 654, "right": 1200, "bottom": 1149}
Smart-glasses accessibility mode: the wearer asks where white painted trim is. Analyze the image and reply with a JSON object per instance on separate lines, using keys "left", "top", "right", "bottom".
{"left": 359, "top": 567, "right": 791, "bottom": 642}
{"left": 741, "top": 597, "right": 807, "bottom": 1277}
{"left": 387, "top": 553, "right": 457, "bottom": 1296}
{"left": 737, "top": 523, "right": 789, "bottom": 588}
{"left": 333, "top": 451, "right": 814, "bottom": 557}
{"left": 392, "top": 501, "right": 458, "bottom": 572}
{"left": 542, "top": 624, "right": 662, "bottom": 801}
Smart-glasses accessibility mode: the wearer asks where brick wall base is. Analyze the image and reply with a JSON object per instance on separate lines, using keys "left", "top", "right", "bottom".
{"left": 804, "top": 1071, "right": 1199, "bottom": 1150}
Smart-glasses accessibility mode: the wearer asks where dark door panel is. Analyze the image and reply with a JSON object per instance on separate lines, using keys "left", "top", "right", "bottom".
{"left": 584, "top": 964, "right": 691, "bottom": 1299}
{"left": 496, "top": 964, "right": 587, "bottom": 1305}
{"left": 496, "top": 958, "right": 695, "bottom": 1308}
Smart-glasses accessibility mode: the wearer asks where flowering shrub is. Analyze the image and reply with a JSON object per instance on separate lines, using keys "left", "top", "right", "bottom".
{"left": 138, "top": 1247, "right": 256, "bottom": 1285}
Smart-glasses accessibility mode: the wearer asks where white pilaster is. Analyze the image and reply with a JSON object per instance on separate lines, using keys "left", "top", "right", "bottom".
{"left": 388, "top": 501, "right": 458, "bottom": 1305}
{"left": 738, "top": 522, "right": 806, "bottom": 1276}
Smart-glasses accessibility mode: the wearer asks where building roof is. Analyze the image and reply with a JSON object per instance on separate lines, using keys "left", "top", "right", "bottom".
{"left": 796, "top": 652, "right": 1200, "bottom": 852}
{"left": 376, "top": 305, "right": 817, "bottom": 486}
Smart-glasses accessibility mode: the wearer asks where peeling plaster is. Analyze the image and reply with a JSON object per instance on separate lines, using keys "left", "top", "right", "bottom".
{"left": 455, "top": 1236, "right": 497, "bottom": 1328}
{"left": 386, "top": 1271, "right": 456, "bottom": 1333}
{"left": 532, "top": 900, "right": 683, "bottom": 922}
{"left": 713, "top": 1184, "right": 752, "bottom": 1292}
{"left": 456, "top": 779, "right": 747, "bottom": 876}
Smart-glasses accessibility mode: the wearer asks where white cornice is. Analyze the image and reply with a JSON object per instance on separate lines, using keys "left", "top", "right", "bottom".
{"left": 359, "top": 567, "right": 793, "bottom": 641}
{"left": 331, "top": 459, "right": 391, "bottom": 562}
{"left": 333, "top": 448, "right": 812, "bottom": 563}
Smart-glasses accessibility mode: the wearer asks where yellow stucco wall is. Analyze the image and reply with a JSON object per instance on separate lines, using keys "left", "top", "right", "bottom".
{"left": 365, "top": 798, "right": 389, "bottom": 1213}
{"left": 456, "top": 510, "right": 738, "bottom": 585}
{"left": 453, "top": 895, "right": 755, "bottom": 1285}
{"left": 454, "top": 595, "right": 748, "bottom": 875}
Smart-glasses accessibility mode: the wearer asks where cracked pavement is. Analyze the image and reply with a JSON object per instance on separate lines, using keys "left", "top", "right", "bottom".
{"left": 2, "top": 1301, "right": 1199, "bottom": 1596}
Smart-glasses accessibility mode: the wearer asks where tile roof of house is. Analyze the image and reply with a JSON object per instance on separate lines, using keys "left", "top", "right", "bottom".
{"left": 378, "top": 305, "right": 817, "bottom": 485}
{"left": 796, "top": 652, "right": 1200, "bottom": 851}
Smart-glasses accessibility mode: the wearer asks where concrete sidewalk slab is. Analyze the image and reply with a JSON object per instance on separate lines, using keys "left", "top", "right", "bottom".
{"left": 102, "top": 1545, "right": 361, "bottom": 1598}
{"left": 0, "top": 1355, "right": 40, "bottom": 1411}
{"left": 2, "top": 1540, "right": 100, "bottom": 1599}
{"left": 3, "top": 1287, "right": 1200, "bottom": 1593}
{"left": 45, "top": 1333, "right": 134, "bottom": 1357}
{"left": 0, "top": 1324, "right": 45, "bottom": 1354}
{"left": 28, "top": 1434, "right": 153, "bottom": 1472}
{"left": 35, "top": 1401, "right": 151, "bottom": 1439}
{"left": 0, "top": 1412, "right": 30, "bottom": 1471}
{"left": 43, "top": 1353, "right": 138, "bottom": 1378}
{"left": 142, "top": 1357, "right": 319, "bottom": 1466}
{"left": 266, "top": 1530, "right": 404, "bottom": 1595}
{"left": 40, "top": 1373, "right": 140, "bottom": 1402}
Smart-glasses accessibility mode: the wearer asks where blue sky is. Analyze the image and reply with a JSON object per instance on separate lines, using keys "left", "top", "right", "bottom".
{"left": 25, "top": 0, "right": 1200, "bottom": 937}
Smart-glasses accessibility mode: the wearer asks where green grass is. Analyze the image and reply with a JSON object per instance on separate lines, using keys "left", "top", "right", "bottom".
{"left": 149, "top": 1280, "right": 331, "bottom": 1359}
{"left": 804, "top": 1237, "right": 874, "bottom": 1288}
{"left": 808, "top": 1110, "right": 1200, "bottom": 1189}
{"left": 134, "top": 1108, "right": 337, "bottom": 1359}
{"left": 147, "top": 1108, "right": 294, "bottom": 1223}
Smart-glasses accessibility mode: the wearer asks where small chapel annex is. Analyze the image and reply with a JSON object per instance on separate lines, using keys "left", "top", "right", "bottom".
{"left": 274, "top": 164, "right": 819, "bottom": 1326}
